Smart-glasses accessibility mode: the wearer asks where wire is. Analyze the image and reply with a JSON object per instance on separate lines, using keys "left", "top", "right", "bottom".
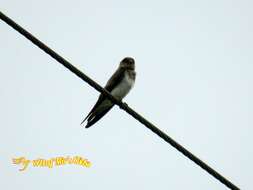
{"left": 0, "top": 11, "right": 240, "bottom": 190}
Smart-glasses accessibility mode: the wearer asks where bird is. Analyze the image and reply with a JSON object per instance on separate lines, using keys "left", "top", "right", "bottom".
{"left": 81, "top": 57, "right": 136, "bottom": 128}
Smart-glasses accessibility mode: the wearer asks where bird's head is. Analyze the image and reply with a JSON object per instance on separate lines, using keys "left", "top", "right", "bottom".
{"left": 120, "top": 57, "right": 135, "bottom": 70}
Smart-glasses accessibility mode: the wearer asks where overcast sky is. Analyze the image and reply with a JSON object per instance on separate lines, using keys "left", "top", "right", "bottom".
{"left": 1, "top": 0, "right": 252, "bottom": 189}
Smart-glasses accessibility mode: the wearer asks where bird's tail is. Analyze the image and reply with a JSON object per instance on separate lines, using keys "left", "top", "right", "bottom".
{"left": 80, "top": 114, "right": 90, "bottom": 125}
{"left": 84, "top": 106, "right": 113, "bottom": 128}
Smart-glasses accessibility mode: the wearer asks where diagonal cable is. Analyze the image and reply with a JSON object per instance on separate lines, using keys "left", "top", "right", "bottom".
{"left": 0, "top": 11, "right": 240, "bottom": 190}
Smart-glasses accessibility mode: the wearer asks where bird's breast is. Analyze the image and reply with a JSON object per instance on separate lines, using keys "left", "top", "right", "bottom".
{"left": 110, "top": 70, "right": 135, "bottom": 100}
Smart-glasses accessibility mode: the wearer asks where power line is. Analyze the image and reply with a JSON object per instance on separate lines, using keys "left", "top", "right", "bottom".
{"left": 0, "top": 11, "right": 240, "bottom": 190}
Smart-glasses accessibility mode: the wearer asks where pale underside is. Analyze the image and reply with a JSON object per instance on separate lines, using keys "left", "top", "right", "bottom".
{"left": 93, "top": 70, "right": 135, "bottom": 114}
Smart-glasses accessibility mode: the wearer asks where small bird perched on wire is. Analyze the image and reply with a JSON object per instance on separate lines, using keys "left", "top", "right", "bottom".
{"left": 81, "top": 57, "right": 136, "bottom": 128}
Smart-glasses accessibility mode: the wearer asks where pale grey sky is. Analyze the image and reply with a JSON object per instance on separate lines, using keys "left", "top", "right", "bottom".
{"left": 0, "top": 0, "right": 252, "bottom": 189}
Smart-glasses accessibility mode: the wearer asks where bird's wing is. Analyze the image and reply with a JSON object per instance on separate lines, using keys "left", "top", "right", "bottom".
{"left": 80, "top": 67, "right": 125, "bottom": 125}
{"left": 103, "top": 67, "right": 125, "bottom": 92}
